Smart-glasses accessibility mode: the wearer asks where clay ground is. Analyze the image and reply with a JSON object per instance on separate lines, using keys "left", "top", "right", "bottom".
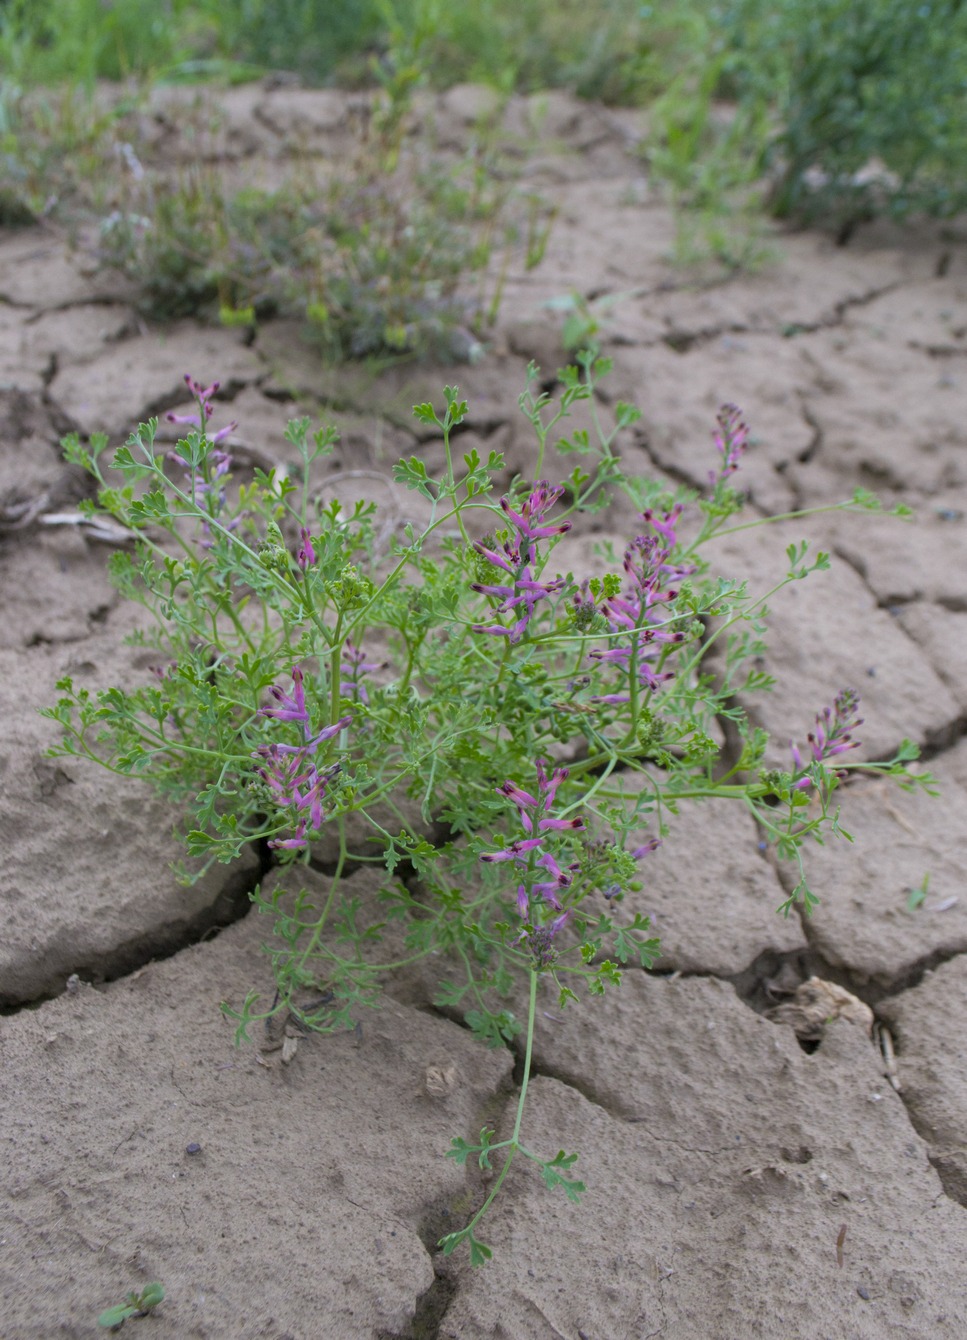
{"left": 2, "top": 84, "right": 967, "bottom": 1339}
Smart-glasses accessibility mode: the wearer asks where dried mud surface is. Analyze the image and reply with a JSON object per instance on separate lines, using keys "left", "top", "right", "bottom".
{"left": 3, "top": 84, "right": 967, "bottom": 1339}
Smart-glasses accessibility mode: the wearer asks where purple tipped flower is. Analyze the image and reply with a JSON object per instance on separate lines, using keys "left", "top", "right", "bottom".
{"left": 812, "top": 688, "right": 863, "bottom": 760}
{"left": 166, "top": 411, "right": 237, "bottom": 446}
{"left": 165, "top": 375, "right": 239, "bottom": 549}
{"left": 166, "top": 373, "right": 237, "bottom": 444}
{"left": 499, "top": 482, "right": 572, "bottom": 541}
{"left": 339, "top": 641, "right": 383, "bottom": 704}
{"left": 261, "top": 755, "right": 342, "bottom": 850}
{"left": 297, "top": 527, "right": 316, "bottom": 571}
{"left": 497, "top": 759, "right": 579, "bottom": 836}
{"left": 514, "top": 909, "right": 571, "bottom": 971}
{"left": 261, "top": 665, "right": 309, "bottom": 724}
{"left": 531, "top": 850, "right": 572, "bottom": 910}
{"left": 255, "top": 665, "right": 353, "bottom": 849}
{"left": 271, "top": 821, "right": 310, "bottom": 851}
{"left": 472, "top": 481, "right": 570, "bottom": 645}
{"left": 709, "top": 403, "right": 749, "bottom": 489}
{"left": 587, "top": 507, "right": 691, "bottom": 705}
{"left": 790, "top": 689, "right": 863, "bottom": 791}
{"left": 481, "top": 759, "right": 583, "bottom": 911}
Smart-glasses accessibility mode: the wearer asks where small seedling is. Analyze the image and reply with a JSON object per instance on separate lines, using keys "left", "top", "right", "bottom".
{"left": 97, "top": 1282, "right": 165, "bottom": 1330}
{"left": 906, "top": 872, "right": 930, "bottom": 913}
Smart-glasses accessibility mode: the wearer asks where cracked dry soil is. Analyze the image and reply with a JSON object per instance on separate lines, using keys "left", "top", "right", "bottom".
{"left": 2, "top": 84, "right": 967, "bottom": 1339}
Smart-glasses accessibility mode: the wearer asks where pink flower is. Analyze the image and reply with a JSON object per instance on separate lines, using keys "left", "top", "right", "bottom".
{"left": 256, "top": 665, "right": 353, "bottom": 850}
{"left": 166, "top": 374, "right": 237, "bottom": 443}
{"left": 480, "top": 759, "right": 582, "bottom": 910}
{"left": 709, "top": 403, "right": 749, "bottom": 488}
{"left": 260, "top": 665, "right": 309, "bottom": 724}
{"left": 587, "top": 508, "right": 690, "bottom": 703}
{"left": 297, "top": 528, "right": 316, "bottom": 571}
{"left": 339, "top": 641, "right": 384, "bottom": 704}
{"left": 790, "top": 689, "right": 863, "bottom": 791}
{"left": 472, "top": 481, "right": 570, "bottom": 644}
{"left": 514, "top": 910, "right": 571, "bottom": 970}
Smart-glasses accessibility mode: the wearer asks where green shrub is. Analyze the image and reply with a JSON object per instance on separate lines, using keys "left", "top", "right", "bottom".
{"left": 214, "top": 0, "right": 388, "bottom": 86}
{"left": 0, "top": 82, "right": 136, "bottom": 223}
{"left": 100, "top": 159, "right": 502, "bottom": 360}
{"left": 644, "top": 0, "right": 967, "bottom": 253}
{"left": 96, "top": 53, "right": 526, "bottom": 361}
{"left": 0, "top": 0, "right": 202, "bottom": 83}
{"left": 718, "top": 0, "right": 967, "bottom": 227}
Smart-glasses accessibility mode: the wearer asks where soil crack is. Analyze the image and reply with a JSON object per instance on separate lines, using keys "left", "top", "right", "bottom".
{"left": 0, "top": 840, "right": 271, "bottom": 1015}
{"left": 787, "top": 893, "right": 967, "bottom": 1005}
{"left": 657, "top": 280, "right": 904, "bottom": 354}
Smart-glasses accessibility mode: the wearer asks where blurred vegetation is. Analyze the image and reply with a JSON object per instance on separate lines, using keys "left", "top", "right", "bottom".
{"left": 0, "top": 13, "right": 547, "bottom": 360}
{"left": 729, "top": 0, "right": 967, "bottom": 229}
{"left": 1, "top": 0, "right": 965, "bottom": 348}
{"left": 97, "top": 115, "right": 518, "bottom": 361}
{"left": 0, "top": 0, "right": 687, "bottom": 94}
{"left": 2, "top": 0, "right": 964, "bottom": 230}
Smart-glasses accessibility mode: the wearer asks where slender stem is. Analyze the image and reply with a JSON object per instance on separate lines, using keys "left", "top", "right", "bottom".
{"left": 295, "top": 817, "right": 347, "bottom": 975}
{"left": 343, "top": 498, "right": 490, "bottom": 642}
{"left": 675, "top": 573, "right": 795, "bottom": 679}
{"left": 513, "top": 969, "right": 539, "bottom": 1143}
{"left": 329, "top": 612, "right": 344, "bottom": 724}
{"left": 453, "top": 968, "right": 539, "bottom": 1248}
{"left": 443, "top": 422, "right": 471, "bottom": 547}
{"left": 708, "top": 498, "right": 881, "bottom": 540}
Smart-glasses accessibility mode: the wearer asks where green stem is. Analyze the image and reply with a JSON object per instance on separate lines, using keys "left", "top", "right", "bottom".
{"left": 676, "top": 573, "right": 795, "bottom": 679}
{"left": 329, "top": 612, "right": 344, "bottom": 724}
{"left": 707, "top": 498, "right": 880, "bottom": 540}
{"left": 454, "top": 969, "right": 539, "bottom": 1247}
{"left": 343, "top": 498, "right": 489, "bottom": 642}
{"left": 295, "top": 817, "right": 348, "bottom": 976}
{"left": 443, "top": 422, "right": 471, "bottom": 548}
{"left": 513, "top": 969, "right": 539, "bottom": 1142}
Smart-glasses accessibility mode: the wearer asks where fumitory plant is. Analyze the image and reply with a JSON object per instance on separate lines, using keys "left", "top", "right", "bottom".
{"left": 46, "top": 359, "right": 927, "bottom": 1263}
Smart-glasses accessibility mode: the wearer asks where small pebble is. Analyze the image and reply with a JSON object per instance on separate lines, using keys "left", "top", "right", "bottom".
{"left": 185, "top": 1142, "right": 202, "bottom": 1156}
{"left": 857, "top": 1286, "right": 870, "bottom": 1300}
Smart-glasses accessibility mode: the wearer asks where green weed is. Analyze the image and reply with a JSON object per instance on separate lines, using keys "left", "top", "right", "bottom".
{"left": 97, "top": 94, "right": 527, "bottom": 360}
{"left": 5, "top": 0, "right": 966, "bottom": 302}
{"left": 97, "top": 1282, "right": 165, "bottom": 1330}
{"left": 664, "top": 0, "right": 967, "bottom": 236}
{"left": 0, "top": 81, "right": 142, "bottom": 224}
{"left": 50, "top": 362, "right": 928, "bottom": 1261}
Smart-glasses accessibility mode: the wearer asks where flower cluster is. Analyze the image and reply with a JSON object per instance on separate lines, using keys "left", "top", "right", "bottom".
{"left": 339, "top": 641, "right": 383, "bottom": 704}
{"left": 471, "top": 483, "right": 570, "bottom": 644}
{"left": 166, "top": 374, "right": 240, "bottom": 544}
{"left": 166, "top": 373, "right": 238, "bottom": 446}
{"left": 709, "top": 403, "right": 749, "bottom": 489}
{"left": 515, "top": 912, "right": 571, "bottom": 971}
{"left": 589, "top": 506, "right": 690, "bottom": 703}
{"left": 480, "top": 759, "right": 583, "bottom": 919}
{"left": 569, "top": 579, "right": 600, "bottom": 631}
{"left": 790, "top": 688, "right": 863, "bottom": 791}
{"left": 254, "top": 665, "right": 352, "bottom": 849}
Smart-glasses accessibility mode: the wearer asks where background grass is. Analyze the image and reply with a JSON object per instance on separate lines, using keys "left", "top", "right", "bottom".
{"left": 3, "top": 0, "right": 965, "bottom": 230}
{"left": 0, "top": 0, "right": 681, "bottom": 92}
{"left": 2, "top": 1, "right": 965, "bottom": 360}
